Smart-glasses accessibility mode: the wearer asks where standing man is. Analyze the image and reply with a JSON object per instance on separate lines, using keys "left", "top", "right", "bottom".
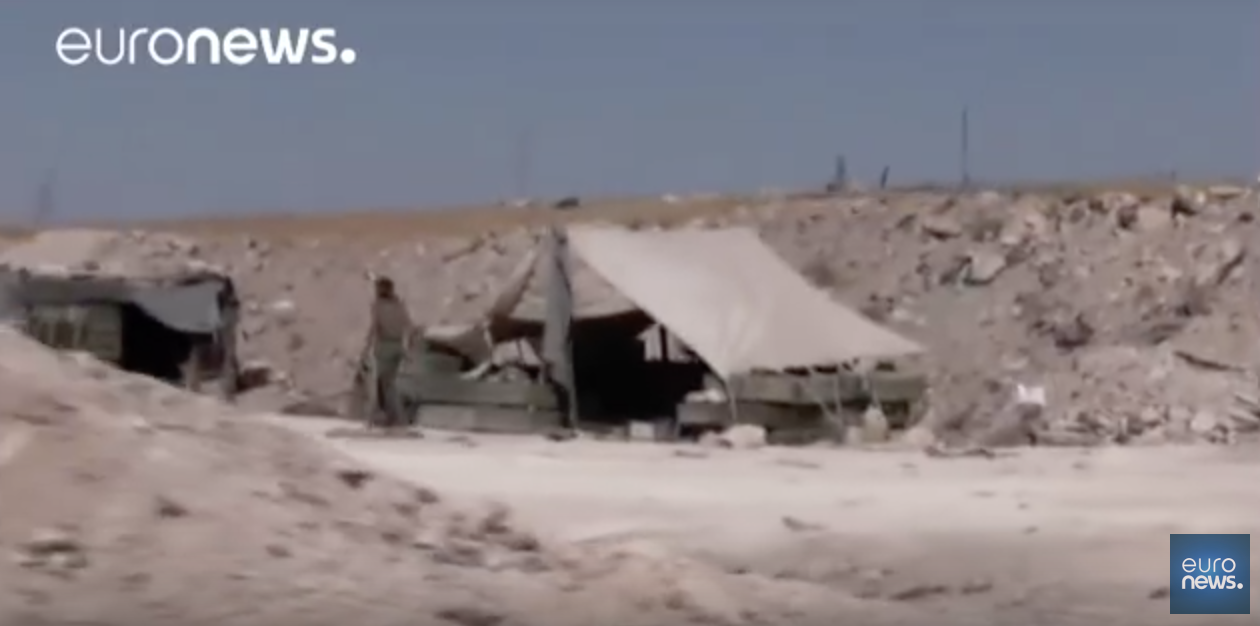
{"left": 366, "top": 276, "right": 413, "bottom": 429}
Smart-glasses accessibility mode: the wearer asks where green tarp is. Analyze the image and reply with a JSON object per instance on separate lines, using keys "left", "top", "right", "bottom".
{"left": 0, "top": 270, "right": 232, "bottom": 335}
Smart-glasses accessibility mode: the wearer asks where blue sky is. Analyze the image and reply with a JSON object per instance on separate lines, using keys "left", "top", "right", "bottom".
{"left": 0, "top": 1, "right": 1256, "bottom": 221}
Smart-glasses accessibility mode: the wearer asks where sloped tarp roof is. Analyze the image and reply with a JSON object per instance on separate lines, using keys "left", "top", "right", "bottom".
{"left": 436, "top": 224, "right": 924, "bottom": 379}
{"left": 565, "top": 225, "right": 924, "bottom": 378}
{"left": 425, "top": 229, "right": 638, "bottom": 364}
{"left": 484, "top": 241, "right": 636, "bottom": 322}
{"left": 0, "top": 268, "right": 233, "bottom": 334}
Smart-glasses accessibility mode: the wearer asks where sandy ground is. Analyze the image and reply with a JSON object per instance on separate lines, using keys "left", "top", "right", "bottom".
{"left": 278, "top": 416, "right": 1260, "bottom": 625}
{"left": 4, "top": 327, "right": 839, "bottom": 626}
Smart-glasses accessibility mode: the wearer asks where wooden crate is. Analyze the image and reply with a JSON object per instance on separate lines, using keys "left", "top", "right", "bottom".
{"left": 416, "top": 404, "right": 563, "bottom": 435}
{"left": 725, "top": 371, "right": 927, "bottom": 405}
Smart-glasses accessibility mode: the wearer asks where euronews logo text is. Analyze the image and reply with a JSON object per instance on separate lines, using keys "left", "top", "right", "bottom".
{"left": 56, "top": 27, "right": 357, "bottom": 67}
{"left": 1180, "top": 557, "right": 1244, "bottom": 590}
{"left": 1169, "top": 533, "right": 1250, "bottom": 615}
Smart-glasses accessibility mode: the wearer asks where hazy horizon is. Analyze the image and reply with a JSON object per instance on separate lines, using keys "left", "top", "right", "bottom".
{"left": 1, "top": 1, "right": 1256, "bottom": 222}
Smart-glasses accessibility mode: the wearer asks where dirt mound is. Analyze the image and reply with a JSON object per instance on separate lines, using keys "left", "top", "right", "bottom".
{"left": 0, "top": 327, "right": 786, "bottom": 626}
{"left": 0, "top": 229, "right": 217, "bottom": 277}
{"left": 0, "top": 229, "right": 122, "bottom": 270}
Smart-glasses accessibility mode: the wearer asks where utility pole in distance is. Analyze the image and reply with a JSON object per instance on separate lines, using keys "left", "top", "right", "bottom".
{"left": 959, "top": 107, "right": 971, "bottom": 189}
{"left": 33, "top": 168, "right": 57, "bottom": 228}
{"left": 513, "top": 128, "right": 533, "bottom": 201}
{"left": 827, "top": 154, "right": 848, "bottom": 192}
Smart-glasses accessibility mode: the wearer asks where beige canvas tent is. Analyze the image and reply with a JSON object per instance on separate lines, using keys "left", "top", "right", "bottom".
{"left": 410, "top": 224, "right": 929, "bottom": 433}
{"left": 565, "top": 225, "right": 923, "bottom": 376}
{"left": 428, "top": 224, "right": 923, "bottom": 378}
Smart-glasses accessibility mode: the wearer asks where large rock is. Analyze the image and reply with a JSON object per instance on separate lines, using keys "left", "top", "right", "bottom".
{"left": 712, "top": 424, "right": 768, "bottom": 449}
{"left": 1193, "top": 239, "right": 1245, "bottom": 287}
{"left": 921, "top": 214, "right": 963, "bottom": 239}
{"left": 965, "top": 250, "right": 1007, "bottom": 285}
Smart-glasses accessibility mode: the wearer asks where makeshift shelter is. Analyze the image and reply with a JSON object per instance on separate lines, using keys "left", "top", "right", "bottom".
{"left": 565, "top": 225, "right": 923, "bottom": 375}
{"left": 422, "top": 224, "right": 925, "bottom": 428}
{"left": 0, "top": 266, "right": 241, "bottom": 396}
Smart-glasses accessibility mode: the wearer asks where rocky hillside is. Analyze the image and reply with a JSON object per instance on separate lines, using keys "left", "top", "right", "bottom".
{"left": 5, "top": 185, "right": 1259, "bottom": 447}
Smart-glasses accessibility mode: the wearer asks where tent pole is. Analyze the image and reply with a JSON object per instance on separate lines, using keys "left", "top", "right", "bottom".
{"left": 558, "top": 227, "right": 580, "bottom": 431}
{"left": 563, "top": 347, "right": 579, "bottom": 431}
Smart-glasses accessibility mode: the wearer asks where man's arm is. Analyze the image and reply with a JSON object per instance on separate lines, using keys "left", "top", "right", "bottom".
{"left": 363, "top": 302, "right": 380, "bottom": 358}
{"left": 399, "top": 300, "right": 416, "bottom": 351}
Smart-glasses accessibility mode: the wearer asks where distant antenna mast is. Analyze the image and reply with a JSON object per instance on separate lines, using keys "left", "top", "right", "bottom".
{"left": 827, "top": 154, "right": 848, "bottom": 192}
{"left": 33, "top": 168, "right": 57, "bottom": 227}
{"left": 959, "top": 107, "right": 971, "bottom": 189}
{"left": 513, "top": 129, "right": 533, "bottom": 200}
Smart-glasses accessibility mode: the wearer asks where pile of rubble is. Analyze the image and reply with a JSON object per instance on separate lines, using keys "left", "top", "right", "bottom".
{"left": 0, "top": 325, "right": 794, "bottom": 625}
{"left": 758, "top": 185, "right": 1260, "bottom": 447}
